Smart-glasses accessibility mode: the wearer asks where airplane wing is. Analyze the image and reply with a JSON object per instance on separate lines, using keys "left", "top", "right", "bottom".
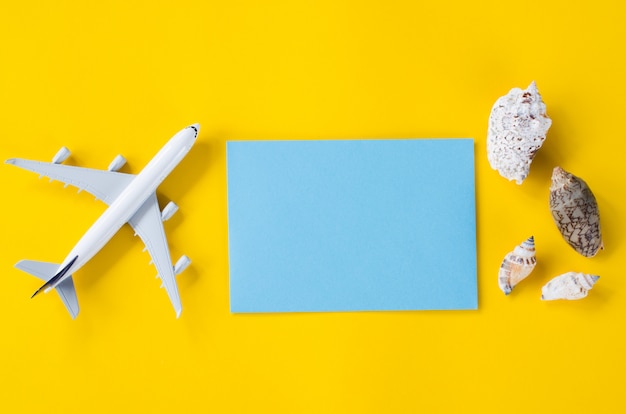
{"left": 5, "top": 159, "right": 135, "bottom": 205}
{"left": 128, "top": 193, "right": 182, "bottom": 317}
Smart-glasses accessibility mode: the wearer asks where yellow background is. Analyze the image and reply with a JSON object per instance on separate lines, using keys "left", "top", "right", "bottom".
{"left": 1, "top": 1, "right": 624, "bottom": 412}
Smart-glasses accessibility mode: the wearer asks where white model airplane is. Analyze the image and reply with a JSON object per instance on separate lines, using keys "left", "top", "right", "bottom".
{"left": 5, "top": 124, "right": 199, "bottom": 318}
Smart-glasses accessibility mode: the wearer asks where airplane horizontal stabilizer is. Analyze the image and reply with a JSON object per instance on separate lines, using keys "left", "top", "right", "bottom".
{"left": 15, "top": 260, "right": 80, "bottom": 319}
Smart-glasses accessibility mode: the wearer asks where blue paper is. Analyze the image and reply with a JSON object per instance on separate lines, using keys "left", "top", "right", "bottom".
{"left": 227, "top": 139, "right": 477, "bottom": 313}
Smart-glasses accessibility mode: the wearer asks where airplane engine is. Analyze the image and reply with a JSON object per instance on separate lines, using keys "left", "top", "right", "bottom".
{"left": 107, "top": 154, "right": 127, "bottom": 172}
{"left": 173, "top": 255, "right": 191, "bottom": 276}
{"left": 52, "top": 147, "right": 70, "bottom": 164}
{"left": 161, "top": 201, "right": 179, "bottom": 221}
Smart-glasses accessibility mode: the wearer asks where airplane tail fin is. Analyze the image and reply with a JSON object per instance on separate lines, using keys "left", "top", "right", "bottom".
{"left": 15, "top": 260, "right": 79, "bottom": 319}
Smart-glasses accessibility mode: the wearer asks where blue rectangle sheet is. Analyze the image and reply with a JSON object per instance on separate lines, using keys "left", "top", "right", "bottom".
{"left": 226, "top": 139, "right": 477, "bottom": 313}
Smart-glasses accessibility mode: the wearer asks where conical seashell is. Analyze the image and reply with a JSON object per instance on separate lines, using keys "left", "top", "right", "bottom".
{"left": 498, "top": 236, "right": 536, "bottom": 295}
{"left": 549, "top": 167, "right": 603, "bottom": 257}
{"left": 487, "top": 81, "right": 552, "bottom": 184}
{"left": 541, "top": 272, "right": 599, "bottom": 300}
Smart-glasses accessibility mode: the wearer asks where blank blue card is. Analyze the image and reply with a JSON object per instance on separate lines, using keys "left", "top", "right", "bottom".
{"left": 227, "top": 139, "right": 477, "bottom": 313}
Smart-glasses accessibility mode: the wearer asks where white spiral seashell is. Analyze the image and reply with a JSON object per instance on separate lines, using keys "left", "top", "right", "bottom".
{"left": 487, "top": 81, "right": 552, "bottom": 184}
{"left": 541, "top": 272, "right": 599, "bottom": 301}
{"left": 498, "top": 236, "right": 536, "bottom": 295}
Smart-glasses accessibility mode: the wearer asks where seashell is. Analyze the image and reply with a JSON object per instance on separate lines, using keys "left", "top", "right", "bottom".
{"left": 541, "top": 272, "right": 599, "bottom": 300}
{"left": 487, "top": 81, "right": 552, "bottom": 184}
{"left": 498, "top": 236, "right": 536, "bottom": 295}
{"left": 549, "top": 166, "right": 603, "bottom": 257}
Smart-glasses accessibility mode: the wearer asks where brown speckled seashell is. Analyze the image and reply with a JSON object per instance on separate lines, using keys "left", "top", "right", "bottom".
{"left": 549, "top": 167, "right": 603, "bottom": 257}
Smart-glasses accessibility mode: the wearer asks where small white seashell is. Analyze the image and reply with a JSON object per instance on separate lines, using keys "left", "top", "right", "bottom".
{"left": 487, "top": 81, "right": 552, "bottom": 184}
{"left": 541, "top": 272, "right": 599, "bottom": 300}
{"left": 498, "top": 236, "right": 536, "bottom": 295}
{"left": 550, "top": 166, "right": 603, "bottom": 257}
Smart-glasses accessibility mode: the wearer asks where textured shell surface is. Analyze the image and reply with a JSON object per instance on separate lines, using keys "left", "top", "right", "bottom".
{"left": 541, "top": 272, "right": 599, "bottom": 300}
{"left": 498, "top": 236, "right": 536, "bottom": 295}
{"left": 549, "top": 167, "right": 603, "bottom": 257}
{"left": 487, "top": 81, "right": 552, "bottom": 184}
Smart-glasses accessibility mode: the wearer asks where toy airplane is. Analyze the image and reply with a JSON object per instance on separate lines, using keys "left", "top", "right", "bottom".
{"left": 5, "top": 124, "right": 199, "bottom": 318}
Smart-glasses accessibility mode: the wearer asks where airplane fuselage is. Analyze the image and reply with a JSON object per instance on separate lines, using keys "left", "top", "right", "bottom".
{"left": 47, "top": 125, "right": 198, "bottom": 292}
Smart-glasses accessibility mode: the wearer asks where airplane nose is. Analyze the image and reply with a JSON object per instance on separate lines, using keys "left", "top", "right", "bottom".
{"left": 189, "top": 123, "right": 200, "bottom": 137}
